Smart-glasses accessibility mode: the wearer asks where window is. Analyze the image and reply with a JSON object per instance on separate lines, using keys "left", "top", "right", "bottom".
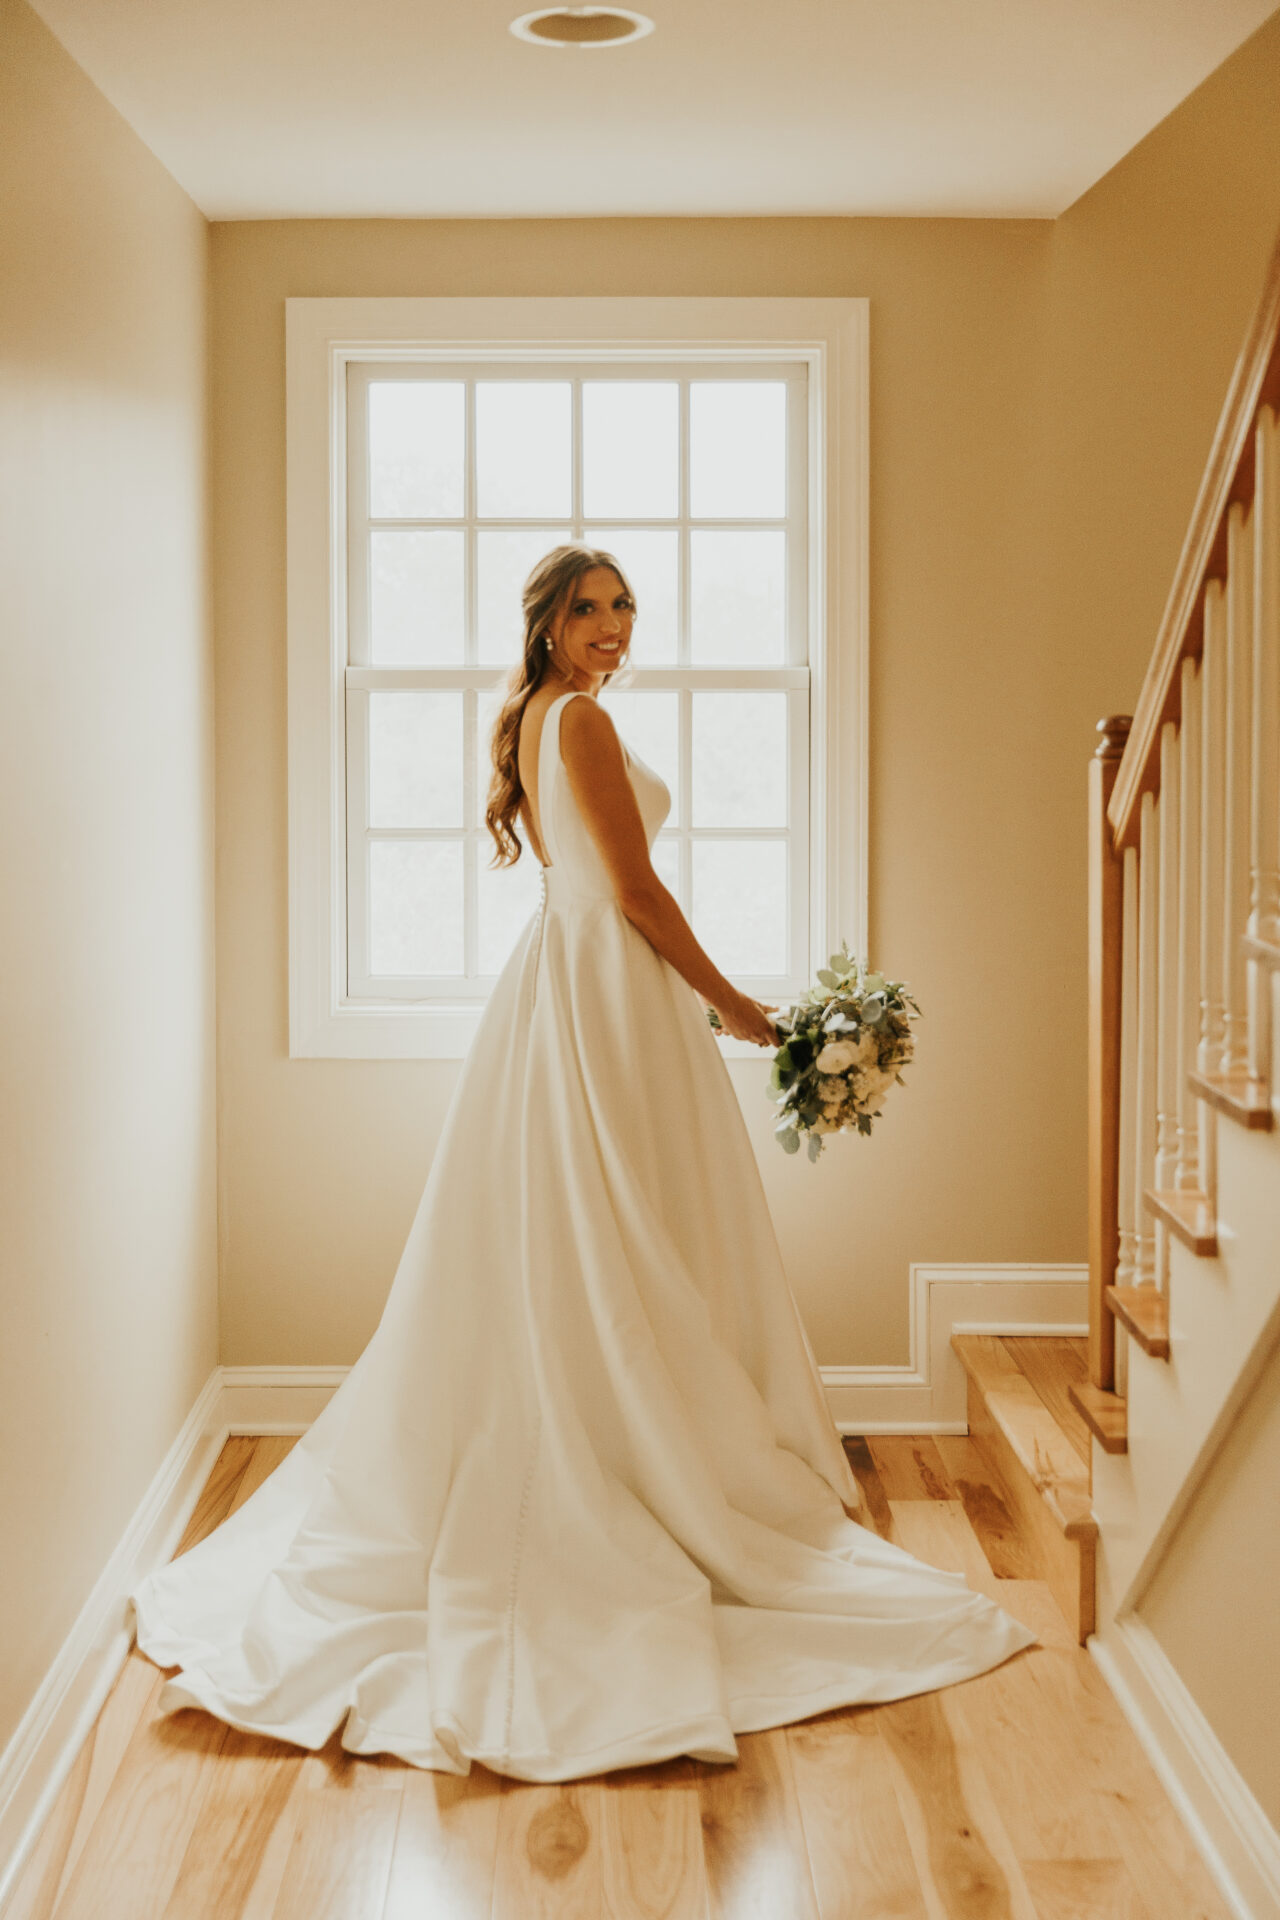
{"left": 286, "top": 299, "right": 867, "bottom": 1058}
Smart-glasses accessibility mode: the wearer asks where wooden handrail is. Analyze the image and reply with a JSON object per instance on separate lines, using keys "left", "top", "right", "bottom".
{"left": 1109, "top": 224, "right": 1280, "bottom": 851}
{"left": 1088, "top": 716, "right": 1130, "bottom": 1391}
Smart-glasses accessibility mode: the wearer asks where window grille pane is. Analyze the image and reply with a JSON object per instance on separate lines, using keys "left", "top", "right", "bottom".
{"left": 689, "top": 381, "right": 787, "bottom": 519}
{"left": 652, "top": 834, "right": 680, "bottom": 895}
{"left": 692, "top": 839, "right": 787, "bottom": 974}
{"left": 478, "top": 850, "right": 543, "bottom": 972}
{"left": 691, "top": 690, "right": 788, "bottom": 828}
{"left": 478, "top": 528, "right": 566, "bottom": 665}
{"left": 690, "top": 529, "right": 786, "bottom": 664}
{"left": 369, "top": 689, "right": 463, "bottom": 828}
{"left": 600, "top": 686, "right": 679, "bottom": 800}
{"left": 585, "top": 528, "right": 677, "bottom": 664}
{"left": 582, "top": 382, "right": 679, "bottom": 520}
{"left": 476, "top": 382, "right": 572, "bottom": 518}
{"left": 369, "top": 842, "right": 463, "bottom": 974}
{"left": 370, "top": 531, "right": 465, "bottom": 665}
{"left": 369, "top": 382, "right": 465, "bottom": 519}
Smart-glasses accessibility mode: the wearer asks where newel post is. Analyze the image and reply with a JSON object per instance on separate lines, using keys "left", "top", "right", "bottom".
{"left": 1089, "top": 715, "right": 1131, "bottom": 1390}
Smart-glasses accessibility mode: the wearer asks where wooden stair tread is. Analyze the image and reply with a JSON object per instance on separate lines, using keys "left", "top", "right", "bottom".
{"left": 1104, "top": 1285, "right": 1170, "bottom": 1357}
{"left": 1188, "top": 1068, "right": 1274, "bottom": 1129}
{"left": 1142, "top": 1188, "right": 1218, "bottom": 1255}
{"left": 997, "top": 1335, "right": 1091, "bottom": 1464}
{"left": 951, "top": 1337, "right": 1094, "bottom": 1536}
{"left": 1068, "top": 1381, "right": 1129, "bottom": 1453}
{"left": 951, "top": 1335, "right": 1097, "bottom": 1642}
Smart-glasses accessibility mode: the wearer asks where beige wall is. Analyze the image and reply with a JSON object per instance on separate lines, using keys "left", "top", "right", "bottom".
{"left": 1047, "top": 5, "right": 1280, "bottom": 716}
{"left": 0, "top": 0, "right": 215, "bottom": 1758}
{"left": 210, "top": 8, "right": 1280, "bottom": 1372}
{"left": 1139, "top": 1332, "right": 1280, "bottom": 1826}
{"left": 211, "top": 218, "right": 1055, "bottom": 1367}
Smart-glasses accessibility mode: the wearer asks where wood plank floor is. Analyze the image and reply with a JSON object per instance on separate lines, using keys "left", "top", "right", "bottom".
{"left": 5, "top": 1434, "right": 1232, "bottom": 1920}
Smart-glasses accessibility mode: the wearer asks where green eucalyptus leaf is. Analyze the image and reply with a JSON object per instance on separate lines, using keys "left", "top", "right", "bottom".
{"left": 779, "top": 1126, "right": 801, "bottom": 1154}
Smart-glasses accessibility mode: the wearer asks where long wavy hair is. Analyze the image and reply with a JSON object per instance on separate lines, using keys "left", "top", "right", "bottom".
{"left": 483, "top": 544, "right": 638, "bottom": 869}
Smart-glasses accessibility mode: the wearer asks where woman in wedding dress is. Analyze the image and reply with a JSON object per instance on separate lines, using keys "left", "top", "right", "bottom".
{"left": 128, "top": 543, "right": 1035, "bottom": 1782}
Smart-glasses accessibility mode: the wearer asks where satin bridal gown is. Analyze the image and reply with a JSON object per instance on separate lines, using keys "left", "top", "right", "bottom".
{"left": 129, "top": 687, "right": 1035, "bottom": 1780}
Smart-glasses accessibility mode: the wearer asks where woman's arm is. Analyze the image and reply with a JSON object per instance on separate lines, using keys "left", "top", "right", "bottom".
{"left": 558, "top": 695, "right": 778, "bottom": 1047}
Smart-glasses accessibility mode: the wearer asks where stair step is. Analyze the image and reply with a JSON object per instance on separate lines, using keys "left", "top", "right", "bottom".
{"left": 1068, "top": 1381, "right": 1129, "bottom": 1454}
{"left": 951, "top": 1334, "right": 1096, "bottom": 1643}
{"left": 1188, "top": 1068, "right": 1274, "bottom": 1130}
{"left": 1104, "top": 1285, "right": 1170, "bottom": 1357}
{"left": 1142, "top": 1188, "right": 1218, "bottom": 1255}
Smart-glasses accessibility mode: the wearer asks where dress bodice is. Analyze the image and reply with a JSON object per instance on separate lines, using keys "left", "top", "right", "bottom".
{"left": 536, "top": 690, "right": 670, "bottom": 908}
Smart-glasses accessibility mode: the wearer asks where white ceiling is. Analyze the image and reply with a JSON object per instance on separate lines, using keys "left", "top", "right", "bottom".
{"left": 28, "top": 0, "right": 1279, "bottom": 222}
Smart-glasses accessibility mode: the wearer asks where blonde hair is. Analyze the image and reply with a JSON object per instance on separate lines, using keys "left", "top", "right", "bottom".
{"left": 483, "top": 544, "right": 637, "bottom": 868}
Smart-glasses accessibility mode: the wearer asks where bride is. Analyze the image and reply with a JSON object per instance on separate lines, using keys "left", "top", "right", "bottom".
{"left": 128, "top": 543, "right": 1035, "bottom": 1782}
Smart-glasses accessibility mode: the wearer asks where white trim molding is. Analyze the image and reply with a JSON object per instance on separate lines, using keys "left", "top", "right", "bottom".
{"left": 1092, "top": 1615, "right": 1280, "bottom": 1920}
{"left": 818, "top": 1262, "right": 1089, "bottom": 1433}
{"left": 285, "top": 295, "right": 870, "bottom": 1060}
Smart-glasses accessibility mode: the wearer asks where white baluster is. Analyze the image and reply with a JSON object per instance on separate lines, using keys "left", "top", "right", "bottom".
{"left": 1176, "top": 659, "right": 1201, "bottom": 1189}
{"left": 1154, "top": 723, "right": 1181, "bottom": 1196}
{"left": 1115, "top": 843, "right": 1140, "bottom": 1287}
{"left": 1248, "top": 406, "right": 1280, "bottom": 1087}
{"left": 1134, "top": 789, "right": 1159, "bottom": 1283}
{"left": 1199, "top": 579, "right": 1227, "bottom": 1195}
{"left": 1221, "top": 500, "right": 1254, "bottom": 1074}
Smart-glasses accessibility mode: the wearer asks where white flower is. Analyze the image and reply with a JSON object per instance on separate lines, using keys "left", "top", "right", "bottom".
{"left": 816, "top": 1040, "right": 858, "bottom": 1074}
{"left": 855, "top": 1067, "right": 894, "bottom": 1111}
{"left": 854, "top": 1031, "right": 880, "bottom": 1068}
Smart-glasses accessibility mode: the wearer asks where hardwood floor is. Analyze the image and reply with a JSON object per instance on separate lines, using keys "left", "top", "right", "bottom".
{"left": 5, "top": 1434, "right": 1232, "bottom": 1920}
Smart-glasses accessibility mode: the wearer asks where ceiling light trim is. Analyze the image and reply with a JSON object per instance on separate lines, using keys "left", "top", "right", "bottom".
{"left": 509, "top": 6, "right": 655, "bottom": 48}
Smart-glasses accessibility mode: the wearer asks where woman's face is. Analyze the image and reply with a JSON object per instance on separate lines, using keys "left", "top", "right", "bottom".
{"left": 548, "top": 566, "right": 636, "bottom": 685}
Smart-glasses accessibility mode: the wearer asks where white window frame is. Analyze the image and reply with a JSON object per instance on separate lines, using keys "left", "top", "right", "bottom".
{"left": 286, "top": 297, "right": 868, "bottom": 1060}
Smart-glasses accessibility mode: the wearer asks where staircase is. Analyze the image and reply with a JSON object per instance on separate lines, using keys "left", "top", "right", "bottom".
{"left": 1080, "top": 210, "right": 1280, "bottom": 1581}
{"left": 952, "top": 231, "right": 1280, "bottom": 1919}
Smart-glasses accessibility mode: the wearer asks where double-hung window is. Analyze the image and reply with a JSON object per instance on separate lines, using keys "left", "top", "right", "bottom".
{"left": 286, "top": 299, "right": 867, "bottom": 1058}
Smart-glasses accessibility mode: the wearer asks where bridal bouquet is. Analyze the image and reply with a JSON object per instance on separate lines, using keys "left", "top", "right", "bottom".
{"left": 708, "top": 942, "right": 920, "bottom": 1161}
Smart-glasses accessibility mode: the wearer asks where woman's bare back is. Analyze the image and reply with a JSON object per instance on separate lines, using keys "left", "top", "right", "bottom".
{"left": 516, "top": 684, "right": 571, "bottom": 869}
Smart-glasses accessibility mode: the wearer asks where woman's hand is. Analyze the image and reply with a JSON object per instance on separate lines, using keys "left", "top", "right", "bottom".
{"left": 707, "top": 988, "right": 780, "bottom": 1049}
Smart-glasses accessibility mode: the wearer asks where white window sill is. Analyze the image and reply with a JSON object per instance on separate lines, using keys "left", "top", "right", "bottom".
{"left": 292, "top": 1001, "right": 772, "bottom": 1062}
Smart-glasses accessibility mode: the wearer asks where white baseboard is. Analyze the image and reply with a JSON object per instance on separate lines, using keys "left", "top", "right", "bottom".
{"left": 219, "top": 1364, "right": 348, "bottom": 1434}
{"left": 819, "top": 1262, "right": 1088, "bottom": 1434}
{"left": 1091, "top": 1615, "right": 1280, "bottom": 1920}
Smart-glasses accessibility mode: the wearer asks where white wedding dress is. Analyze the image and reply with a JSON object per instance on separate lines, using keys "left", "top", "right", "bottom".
{"left": 129, "top": 687, "right": 1035, "bottom": 1780}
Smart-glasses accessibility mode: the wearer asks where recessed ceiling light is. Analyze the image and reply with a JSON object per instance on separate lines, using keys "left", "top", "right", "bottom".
{"left": 509, "top": 6, "right": 654, "bottom": 48}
